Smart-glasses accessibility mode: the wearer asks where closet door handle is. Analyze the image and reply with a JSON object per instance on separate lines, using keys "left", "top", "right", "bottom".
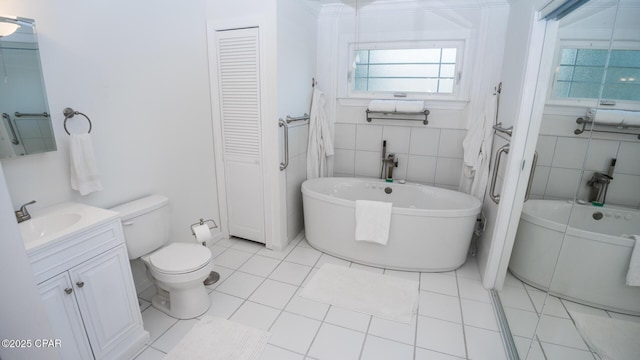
{"left": 524, "top": 151, "right": 538, "bottom": 202}
{"left": 279, "top": 119, "right": 289, "bottom": 171}
{"left": 490, "top": 144, "right": 510, "bottom": 204}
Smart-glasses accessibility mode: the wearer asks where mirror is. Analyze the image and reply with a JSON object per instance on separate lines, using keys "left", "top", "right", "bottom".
{"left": 500, "top": 0, "right": 640, "bottom": 359}
{"left": 0, "top": 16, "right": 56, "bottom": 159}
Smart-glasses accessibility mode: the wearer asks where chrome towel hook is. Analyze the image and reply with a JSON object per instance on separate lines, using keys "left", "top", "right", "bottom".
{"left": 63, "top": 107, "right": 92, "bottom": 135}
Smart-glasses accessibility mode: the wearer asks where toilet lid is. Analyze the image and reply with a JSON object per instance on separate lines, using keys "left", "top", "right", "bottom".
{"left": 149, "top": 242, "right": 212, "bottom": 274}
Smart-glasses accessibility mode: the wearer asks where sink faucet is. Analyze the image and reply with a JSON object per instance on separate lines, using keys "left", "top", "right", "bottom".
{"left": 15, "top": 200, "right": 36, "bottom": 223}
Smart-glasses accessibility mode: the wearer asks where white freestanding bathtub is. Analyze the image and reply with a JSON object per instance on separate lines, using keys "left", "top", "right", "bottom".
{"left": 301, "top": 177, "right": 482, "bottom": 272}
{"left": 509, "top": 200, "right": 640, "bottom": 315}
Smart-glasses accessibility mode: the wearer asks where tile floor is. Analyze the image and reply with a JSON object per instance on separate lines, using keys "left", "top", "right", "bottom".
{"left": 500, "top": 271, "right": 640, "bottom": 360}
{"left": 134, "top": 236, "right": 507, "bottom": 360}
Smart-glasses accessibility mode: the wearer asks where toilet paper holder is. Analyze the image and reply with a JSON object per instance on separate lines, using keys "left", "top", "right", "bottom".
{"left": 190, "top": 218, "right": 218, "bottom": 236}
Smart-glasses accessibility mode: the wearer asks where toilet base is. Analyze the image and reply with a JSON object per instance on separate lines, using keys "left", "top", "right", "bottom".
{"left": 151, "top": 284, "right": 211, "bottom": 319}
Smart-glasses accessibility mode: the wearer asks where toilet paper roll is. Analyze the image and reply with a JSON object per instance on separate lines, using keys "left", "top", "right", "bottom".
{"left": 192, "top": 224, "right": 212, "bottom": 244}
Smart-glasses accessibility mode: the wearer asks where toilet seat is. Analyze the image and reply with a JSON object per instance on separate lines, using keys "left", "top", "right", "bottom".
{"left": 148, "top": 243, "right": 212, "bottom": 275}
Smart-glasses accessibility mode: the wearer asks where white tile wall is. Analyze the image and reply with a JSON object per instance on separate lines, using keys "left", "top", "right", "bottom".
{"left": 333, "top": 122, "right": 467, "bottom": 188}
{"left": 285, "top": 123, "right": 309, "bottom": 241}
{"left": 533, "top": 110, "right": 640, "bottom": 208}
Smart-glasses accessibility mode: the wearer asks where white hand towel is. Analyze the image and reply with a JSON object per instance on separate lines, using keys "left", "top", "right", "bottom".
{"left": 626, "top": 234, "right": 640, "bottom": 286}
{"left": 592, "top": 109, "right": 625, "bottom": 125}
{"left": 69, "top": 133, "right": 103, "bottom": 196}
{"left": 355, "top": 200, "right": 392, "bottom": 245}
{"left": 621, "top": 111, "right": 640, "bottom": 127}
{"left": 368, "top": 100, "right": 396, "bottom": 112}
{"left": 395, "top": 100, "right": 424, "bottom": 113}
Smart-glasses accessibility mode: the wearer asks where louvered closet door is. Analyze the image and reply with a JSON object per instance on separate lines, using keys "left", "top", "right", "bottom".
{"left": 216, "top": 27, "right": 265, "bottom": 243}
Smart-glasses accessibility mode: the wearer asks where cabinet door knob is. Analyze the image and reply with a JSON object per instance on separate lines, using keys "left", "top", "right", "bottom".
{"left": 64, "top": 288, "right": 73, "bottom": 294}
{"left": 76, "top": 281, "right": 85, "bottom": 288}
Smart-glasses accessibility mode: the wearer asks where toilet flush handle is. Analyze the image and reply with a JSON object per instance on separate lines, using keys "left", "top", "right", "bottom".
{"left": 122, "top": 221, "right": 134, "bottom": 226}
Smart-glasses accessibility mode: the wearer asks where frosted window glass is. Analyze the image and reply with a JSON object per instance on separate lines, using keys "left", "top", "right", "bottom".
{"left": 560, "top": 49, "right": 577, "bottom": 65}
{"left": 368, "top": 78, "right": 439, "bottom": 92}
{"left": 568, "top": 83, "right": 601, "bottom": 98}
{"left": 556, "top": 65, "right": 575, "bottom": 81}
{"left": 352, "top": 46, "right": 459, "bottom": 94}
{"left": 368, "top": 64, "right": 440, "bottom": 77}
{"left": 609, "top": 50, "right": 640, "bottom": 67}
{"left": 553, "top": 48, "right": 640, "bottom": 102}
{"left": 576, "top": 49, "right": 607, "bottom": 66}
{"left": 602, "top": 84, "right": 640, "bottom": 101}
{"left": 441, "top": 48, "right": 457, "bottom": 63}
{"left": 439, "top": 79, "right": 454, "bottom": 93}
{"left": 572, "top": 66, "right": 604, "bottom": 82}
{"left": 440, "top": 64, "right": 456, "bottom": 78}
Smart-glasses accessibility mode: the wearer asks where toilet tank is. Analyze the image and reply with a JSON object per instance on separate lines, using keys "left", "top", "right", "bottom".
{"left": 111, "top": 195, "right": 170, "bottom": 260}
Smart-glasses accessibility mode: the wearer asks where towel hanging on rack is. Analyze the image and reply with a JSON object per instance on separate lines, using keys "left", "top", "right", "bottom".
{"left": 307, "top": 87, "right": 334, "bottom": 179}
{"left": 69, "top": 133, "right": 103, "bottom": 196}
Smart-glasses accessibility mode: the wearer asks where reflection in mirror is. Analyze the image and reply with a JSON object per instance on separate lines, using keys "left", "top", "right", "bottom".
{"left": 502, "top": 0, "right": 640, "bottom": 359}
{"left": 0, "top": 16, "right": 56, "bottom": 159}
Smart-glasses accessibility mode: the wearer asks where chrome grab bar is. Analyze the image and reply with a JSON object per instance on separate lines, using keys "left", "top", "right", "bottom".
{"left": 490, "top": 144, "right": 510, "bottom": 204}
{"left": 493, "top": 123, "right": 513, "bottom": 137}
{"left": 524, "top": 151, "right": 538, "bottom": 202}
{"left": 279, "top": 119, "right": 289, "bottom": 171}
{"left": 286, "top": 114, "right": 310, "bottom": 123}
{"left": 2, "top": 113, "right": 20, "bottom": 145}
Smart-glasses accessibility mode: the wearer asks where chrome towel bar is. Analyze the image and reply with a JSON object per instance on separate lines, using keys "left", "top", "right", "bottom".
{"left": 365, "top": 109, "right": 429, "bottom": 125}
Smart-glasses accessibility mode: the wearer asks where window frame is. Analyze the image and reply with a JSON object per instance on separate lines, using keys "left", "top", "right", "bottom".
{"left": 345, "top": 40, "right": 467, "bottom": 101}
{"left": 547, "top": 39, "right": 640, "bottom": 109}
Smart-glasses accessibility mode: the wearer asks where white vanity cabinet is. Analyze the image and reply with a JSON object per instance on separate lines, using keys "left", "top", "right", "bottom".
{"left": 28, "top": 218, "right": 148, "bottom": 360}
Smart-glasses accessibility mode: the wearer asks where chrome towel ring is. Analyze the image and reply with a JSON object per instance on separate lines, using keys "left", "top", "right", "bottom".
{"left": 63, "top": 107, "right": 92, "bottom": 135}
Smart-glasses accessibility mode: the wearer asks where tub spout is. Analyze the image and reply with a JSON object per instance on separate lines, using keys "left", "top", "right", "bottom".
{"left": 383, "top": 153, "right": 398, "bottom": 180}
{"left": 587, "top": 172, "right": 612, "bottom": 204}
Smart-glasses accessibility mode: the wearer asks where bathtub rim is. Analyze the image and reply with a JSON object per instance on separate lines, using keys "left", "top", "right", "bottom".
{"left": 520, "top": 199, "right": 636, "bottom": 248}
{"left": 301, "top": 177, "right": 482, "bottom": 218}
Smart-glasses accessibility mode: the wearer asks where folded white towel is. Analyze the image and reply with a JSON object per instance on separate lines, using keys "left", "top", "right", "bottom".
{"left": 70, "top": 134, "right": 103, "bottom": 196}
{"left": 395, "top": 100, "right": 424, "bottom": 113}
{"left": 626, "top": 234, "right": 640, "bottom": 286}
{"left": 621, "top": 111, "right": 640, "bottom": 127}
{"left": 355, "top": 200, "right": 393, "bottom": 245}
{"left": 591, "top": 109, "right": 625, "bottom": 126}
{"left": 368, "top": 100, "right": 396, "bottom": 112}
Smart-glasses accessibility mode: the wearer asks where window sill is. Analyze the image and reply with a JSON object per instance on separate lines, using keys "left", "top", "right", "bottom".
{"left": 337, "top": 97, "right": 469, "bottom": 111}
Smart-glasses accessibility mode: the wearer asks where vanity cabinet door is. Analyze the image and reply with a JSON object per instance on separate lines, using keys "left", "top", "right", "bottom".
{"left": 38, "top": 272, "right": 94, "bottom": 360}
{"left": 69, "top": 245, "right": 140, "bottom": 360}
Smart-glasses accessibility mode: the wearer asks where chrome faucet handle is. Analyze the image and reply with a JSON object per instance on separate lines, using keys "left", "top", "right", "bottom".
{"left": 15, "top": 200, "right": 36, "bottom": 223}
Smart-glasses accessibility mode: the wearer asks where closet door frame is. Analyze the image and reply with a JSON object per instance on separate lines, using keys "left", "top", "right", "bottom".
{"left": 207, "top": 16, "right": 285, "bottom": 250}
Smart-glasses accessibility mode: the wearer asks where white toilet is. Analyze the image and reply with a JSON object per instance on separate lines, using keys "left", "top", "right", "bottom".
{"left": 112, "top": 195, "right": 213, "bottom": 319}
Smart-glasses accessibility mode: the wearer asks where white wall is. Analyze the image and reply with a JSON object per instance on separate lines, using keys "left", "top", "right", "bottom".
{"left": 0, "top": 0, "right": 220, "bottom": 245}
{"left": 316, "top": 1, "right": 508, "bottom": 189}
{"left": 277, "top": 0, "right": 318, "bottom": 241}
{"left": 475, "top": 0, "right": 544, "bottom": 289}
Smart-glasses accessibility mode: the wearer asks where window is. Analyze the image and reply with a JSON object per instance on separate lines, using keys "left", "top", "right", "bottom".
{"left": 553, "top": 48, "right": 640, "bottom": 102}
{"left": 350, "top": 42, "right": 463, "bottom": 97}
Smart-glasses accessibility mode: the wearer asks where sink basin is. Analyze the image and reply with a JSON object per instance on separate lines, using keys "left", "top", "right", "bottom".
{"left": 20, "top": 213, "right": 82, "bottom": 243}
{"left": 19, "top": 202, "right": 120, "bottom": 252}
